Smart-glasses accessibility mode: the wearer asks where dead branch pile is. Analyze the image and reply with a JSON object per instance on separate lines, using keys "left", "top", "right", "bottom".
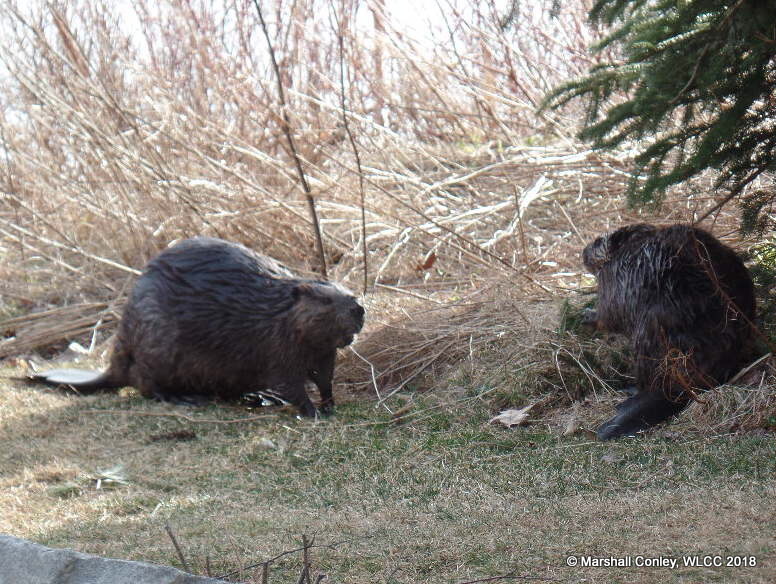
{"left": 684, "top": 356, "right": 776, "bottom": 434}
{"left": 340, "top": 285, "right": 546, "bottom": 394}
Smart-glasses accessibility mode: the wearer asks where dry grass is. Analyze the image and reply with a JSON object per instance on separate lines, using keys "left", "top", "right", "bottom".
{"left": 0, "top": 0, "right": 595, "bottom": 294}
{"left": 683, "top": 355, "right": 776, "bottom": 434}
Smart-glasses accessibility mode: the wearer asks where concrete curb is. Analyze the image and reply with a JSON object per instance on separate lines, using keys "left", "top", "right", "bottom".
{"left": 0, "top": 534, "right": 234, "bottom": 584}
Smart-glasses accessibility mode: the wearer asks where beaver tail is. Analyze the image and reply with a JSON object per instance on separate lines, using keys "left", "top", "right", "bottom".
{"left": 25, "top": 368, "right": 124, "bottom": 393}
{"left": 597, "top": 391, "right": 689, "bottom": 440}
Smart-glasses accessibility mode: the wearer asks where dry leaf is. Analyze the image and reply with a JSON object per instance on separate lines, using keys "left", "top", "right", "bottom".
{"left": 562, "top": 402, "right": 582, "bottom": 436}
{"left": 490, "top": 403, "right": 536, "bottom": 428}
{"left": 416, "top": 251, "right": 437, "bottom": 271}
{"left": 89, "top": 465, "right": 128, "bottom": 490}
{"left": 601, "top": 453, "right": 624, "bottom": 464}
{"left": 391, "top": 401, "right": 415, "bottom": 418}
{"left": 257, "top": 437, "right": 276, "bottom": 450}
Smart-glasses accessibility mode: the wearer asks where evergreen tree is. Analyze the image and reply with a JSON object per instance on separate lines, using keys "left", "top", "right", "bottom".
{"left": 544, "top": 0, "right": 776, "bottom": 223}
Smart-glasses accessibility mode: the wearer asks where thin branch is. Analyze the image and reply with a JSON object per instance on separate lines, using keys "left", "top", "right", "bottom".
{"left": 261, "top": 562, "right": 269, "bottom": 584}
{"left": 296, "top": 534, "right": 312, "bottom": 584}
{"left": 252, "top": 0, "right": 328, "bottom": 279}
{"left": 694, "top": 168, "right": 764, "bottom": 224}
{"left": 330, "top": 1, "right": 369, "bottom": 293}
{"left": 164, "top": 523, "right": 190, "bottom": 573}
{"left": 217, "top": 539, "right": 346, "bottom": 580}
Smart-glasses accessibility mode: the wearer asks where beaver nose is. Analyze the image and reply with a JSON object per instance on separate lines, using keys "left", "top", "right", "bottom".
{"left": 352, "top": 304, "right": 365, "bottom": 319}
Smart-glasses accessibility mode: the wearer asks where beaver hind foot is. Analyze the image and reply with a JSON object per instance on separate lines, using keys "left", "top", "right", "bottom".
{"left": 597, "top": 392, "right": 688, "bottom": 440}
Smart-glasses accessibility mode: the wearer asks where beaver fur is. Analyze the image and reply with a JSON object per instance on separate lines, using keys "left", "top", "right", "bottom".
{"left": 30, "top": 237, "right": 365, "bottom": 417}
{"left": 582, "top": 224, "right": 756, "bottom": 439}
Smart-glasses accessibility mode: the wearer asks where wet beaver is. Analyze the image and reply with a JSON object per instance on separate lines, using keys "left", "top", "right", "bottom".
{"left": 582, "top": 224, "right": 756, "bottom": 440}
{"left": 29, "top": 237, "right": 365, "bottom": 417}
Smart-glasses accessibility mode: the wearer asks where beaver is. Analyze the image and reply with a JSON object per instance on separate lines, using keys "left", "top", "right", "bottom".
{"left": 28, "top": 237, "right": 365, "bottom": 417}
{"left": 582, "top": 224, "right": 756, "bottom": 440}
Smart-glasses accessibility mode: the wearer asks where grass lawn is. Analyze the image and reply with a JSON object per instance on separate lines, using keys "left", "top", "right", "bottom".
{"left": 1, "top": 365, "right": 774, "bottom": 583}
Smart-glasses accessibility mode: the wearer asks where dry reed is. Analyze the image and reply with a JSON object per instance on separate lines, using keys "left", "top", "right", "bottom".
{"left": 0, "top": 0, "right": 612, "bottom": 354}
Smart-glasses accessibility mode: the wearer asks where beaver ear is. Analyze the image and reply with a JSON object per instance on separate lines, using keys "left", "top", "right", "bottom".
{"left": 610, "top": 224, "right": 655, "bottom": 250}
{"left": 293, "top": 282, "right": 333, "bottom": 304}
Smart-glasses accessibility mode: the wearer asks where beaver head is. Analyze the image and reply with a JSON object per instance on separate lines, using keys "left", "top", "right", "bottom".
{"left": 582, "top": 223, "right": 658, "bottom": 274}
{"left": 289, "top": 281, "right": 364, "bottom": 350}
